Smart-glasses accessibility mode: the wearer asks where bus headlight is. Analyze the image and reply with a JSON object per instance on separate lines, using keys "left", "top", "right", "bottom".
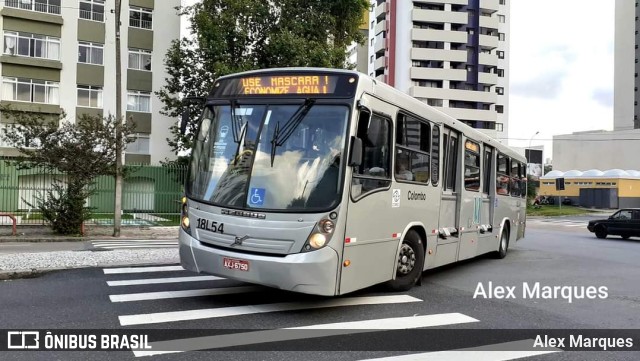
{"left": 302, "top": 217, "right": 337, "bottom": 252}
{"left": 181, "top": 196, "right": 192, "bottom": 235}
{"left": 308, "top": 233, "right": 327, "bottom": 249}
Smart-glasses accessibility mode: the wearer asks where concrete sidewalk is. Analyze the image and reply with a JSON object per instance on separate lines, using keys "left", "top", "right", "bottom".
{"left": 0, "top": 226, "right": 180, "bottom": 279}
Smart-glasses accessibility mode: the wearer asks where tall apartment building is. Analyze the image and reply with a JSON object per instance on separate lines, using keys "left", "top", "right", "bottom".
{"left": 368, "top": 0, "right": 510, "bottom": 139}
{"left": 0, "top": 0, "right": 180, "bottom": 164}
{"left": 614, "top": 0, "right": 638, "bottom": 130}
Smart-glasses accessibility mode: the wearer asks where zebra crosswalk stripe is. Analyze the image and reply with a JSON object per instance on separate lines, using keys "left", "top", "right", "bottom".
{"left": 132, "top": 313, "right": 477, "bottom": 357}
{"left": 109, "top": 286, "right": 262, "bottom": 302}
{"left": 103, "top": 265, "right": 184, "bottom": 274}
{"left": 107, "top": 276, "right": 223, "bottom": 287}
{"left": 356, "top": 339, "right": 561, "bottom": 361}
{"left": 119, "top": 295, "right": 422, "bottom": 326}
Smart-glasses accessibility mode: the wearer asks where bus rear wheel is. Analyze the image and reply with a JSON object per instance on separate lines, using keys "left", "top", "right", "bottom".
{"left": 387, "top": 230, "right": 424, "bottom": 292}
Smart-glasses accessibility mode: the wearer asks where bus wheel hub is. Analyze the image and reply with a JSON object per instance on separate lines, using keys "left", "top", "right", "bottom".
{"left": 398, "top": 244, "right": 415, "bottom": 275}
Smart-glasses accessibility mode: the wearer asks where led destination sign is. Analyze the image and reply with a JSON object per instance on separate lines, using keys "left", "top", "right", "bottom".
{"left": 213, "top": 73, "right": 358, "bottom": 97}
{"left": 241, "top": 75, "right": 336, "bottom": 95}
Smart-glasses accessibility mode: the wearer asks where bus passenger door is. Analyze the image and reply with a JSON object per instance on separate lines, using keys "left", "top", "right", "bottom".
{"left": 434, "top": 127, "right": 460, "bottom": 267}
{"left": 340, "top": 102, "right": 399, "bottom": 294}
{"left": 478, "top": 145, "right": 495, "bottom": 254}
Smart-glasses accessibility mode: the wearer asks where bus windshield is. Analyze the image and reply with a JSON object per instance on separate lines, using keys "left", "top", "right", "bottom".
{"left": 187, "top": 102, "right": 349, "bottom": 211}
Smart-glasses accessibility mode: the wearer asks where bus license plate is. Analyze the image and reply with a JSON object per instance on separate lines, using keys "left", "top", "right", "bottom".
{"left": 223, "top": 257, "right": 249, "bottom": 271}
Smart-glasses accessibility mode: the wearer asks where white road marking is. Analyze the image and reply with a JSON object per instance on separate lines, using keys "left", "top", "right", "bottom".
{"left": 97, "top": 245, "right": 177, "bottom": 249}
{"left": 133, "top": 312, "right": 475, "bottom": 357}
{"left": 109, "top": 286, "right": 261, "bottom": 302}
{"left": 103, "top": 266, "right": 184, "bottom": 274}
{"left": 107, "top": 276, "right": 223, "bottom": 287}
{"left": 357, "top": 340, "right": 561, "bottom": 361}
{"left": 120, "top": 295, "right": 422, "bottom": 326}
{"left": 92, "top": 239, "right": 177, "bottom": 243}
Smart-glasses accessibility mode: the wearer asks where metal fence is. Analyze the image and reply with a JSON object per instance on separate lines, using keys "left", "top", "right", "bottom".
{"left": 0, "top": 159, "right": 187, "bottom": 227}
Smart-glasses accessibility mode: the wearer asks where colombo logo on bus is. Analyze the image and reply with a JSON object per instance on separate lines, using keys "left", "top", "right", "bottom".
{"left": 407, "top": 191, "right": 427, "bottom": 201}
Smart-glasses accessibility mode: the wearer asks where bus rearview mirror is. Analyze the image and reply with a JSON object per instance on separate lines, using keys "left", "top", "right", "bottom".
{"left": 349, "top": 137, "right": 363, "bottom": 167}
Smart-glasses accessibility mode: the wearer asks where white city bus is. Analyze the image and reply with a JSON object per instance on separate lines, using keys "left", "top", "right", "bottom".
{"left": 179, "top": 68, "right": 527, "bottom": 296}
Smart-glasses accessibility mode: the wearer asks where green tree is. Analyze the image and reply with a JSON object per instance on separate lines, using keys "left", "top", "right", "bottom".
{"left": 0, "top": 107, "right": 135, "bottom": 234}
{"left": 157, "top": 0, "right": 370, "bottom": 163}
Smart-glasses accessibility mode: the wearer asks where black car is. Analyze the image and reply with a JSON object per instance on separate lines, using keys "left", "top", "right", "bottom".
{"left": 587, "top": 209, "right": 640, "bottom": 239}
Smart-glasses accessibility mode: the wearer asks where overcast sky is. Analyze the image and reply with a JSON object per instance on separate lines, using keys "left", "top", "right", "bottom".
{"left": 180, "top": 0, "right": 616, "bottom": 162}
{"left": 508, "top": 0, "right": 615, "bottom": 161}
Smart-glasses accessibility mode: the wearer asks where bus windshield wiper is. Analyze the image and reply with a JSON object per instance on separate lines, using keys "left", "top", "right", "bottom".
{"left": 270, "top": 99, "right": 315, "bottom": 167}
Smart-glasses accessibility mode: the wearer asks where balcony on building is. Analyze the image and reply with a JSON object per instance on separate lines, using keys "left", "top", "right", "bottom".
{"left": 4, "top": 0, "right": 61, "bottom": 15}
{"left": 480, "top": 0, "right": 500, "bottom": 13}
{"left": 411, "top": 28, "right": 467, "bottom": 44}
{"left": 375, "top": 1, "right": 387, "bottom": 19}
{"left": 411, "top": 8, "right": 466, "bottom": 24}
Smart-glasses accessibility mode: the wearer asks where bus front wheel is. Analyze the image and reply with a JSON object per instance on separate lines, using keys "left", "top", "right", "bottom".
{"left": 494, "top": 229, "right": 509, "bottom": 259}
{"left": 387, "top": 230, "right": 424, "bottom": 292}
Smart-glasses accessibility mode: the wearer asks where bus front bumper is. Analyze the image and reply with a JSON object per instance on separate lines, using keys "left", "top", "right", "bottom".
{"left": 179, "top": 229, "right": 339, "bottom": 296}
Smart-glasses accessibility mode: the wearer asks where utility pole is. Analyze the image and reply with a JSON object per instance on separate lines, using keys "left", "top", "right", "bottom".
{"left": 113, "top": 0, "right": 123, "bottom": 237}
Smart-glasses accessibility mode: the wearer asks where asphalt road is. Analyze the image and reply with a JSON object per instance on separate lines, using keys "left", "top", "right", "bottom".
{"left": 1, "top": 218, "right": 639, "bottom": 361}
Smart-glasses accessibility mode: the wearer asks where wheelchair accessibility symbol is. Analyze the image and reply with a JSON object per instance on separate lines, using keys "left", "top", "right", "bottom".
{"left": 249, "top": 188, "right": 265, "bottom": 206}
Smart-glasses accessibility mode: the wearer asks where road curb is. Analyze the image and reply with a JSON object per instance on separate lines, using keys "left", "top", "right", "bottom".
{"left": 0, "top": 260, "right": 180, "bottom": 280}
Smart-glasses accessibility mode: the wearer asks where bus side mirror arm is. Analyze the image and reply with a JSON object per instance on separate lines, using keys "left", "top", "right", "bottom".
{"left": 348, "top": 137, "right": 363, "bottom": 167}
{"left": 180, "top": 96, "right": 206, "bottom": 135}
{"left": 180, "top": 109, "right": 189, "bottom": 135}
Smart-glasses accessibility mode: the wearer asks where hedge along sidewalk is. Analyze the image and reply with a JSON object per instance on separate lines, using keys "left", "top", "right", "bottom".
{"left": 0, "top": 225, "right": 180, "bottom": 242}
{"left": 0, "top": 248, "right": 180, "bottom": 280}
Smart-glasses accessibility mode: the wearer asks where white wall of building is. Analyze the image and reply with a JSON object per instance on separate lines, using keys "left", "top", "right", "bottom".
{"left": 552, "top": 129, "right": 640, "bottom": 171}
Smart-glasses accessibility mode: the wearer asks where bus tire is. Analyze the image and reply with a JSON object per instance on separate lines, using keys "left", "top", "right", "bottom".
{"left": 494, "top": 229, "right": 509, "bottom": 259}
{"left": 386, "top": 230, "right": 424, "bottom": 292}
{"left": 595, "top": 226, "right": 607, "bottom": 239}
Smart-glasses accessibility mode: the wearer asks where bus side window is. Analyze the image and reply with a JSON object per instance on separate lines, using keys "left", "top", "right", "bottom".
{"left": 352, "top": 111, "right": 391, "bottom": 198}
{"left": 496, "top": 153, "right": 509, "bottom": 195}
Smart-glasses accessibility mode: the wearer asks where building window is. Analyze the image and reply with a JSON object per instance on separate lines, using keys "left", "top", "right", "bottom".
{"left": 500, "top": 0, "right": 506, "bottom": 4}
{"left": 4, "top": 0, "right": 61, "bottom": 15}
{"left": 79, "top": 0, "right": 105, "bottom": 22}
{"left": 426, "top": 98, "right": 443, "bottom": 107}
{"left": 496, "top": 87, "right": 504, "bottom": 95}
{"left": 78, "top": 41, "right": 103, "bottom": 65}
{"left": 497, "top": 50, "right": 504, "bottom": 59}
{"left": 498, "top": 33, "right": 505, "bottom": 41}
{"left": 128, "top": 49, "right": 152, "bottom": 71}
{"left": 497, "top": 68, "right": 504, "bottom": 77}
{"left": 496, "top": 123, "right": 504, "bottom": 132}
{"left": 3, "top": 31, "right": 60, "bottom": 60}
{"left": 130, "top": 6, "right": 153, "bottom": 30}
{"left": 2, "top": 77, "right": 59, "bottom": 104}
{"left": 127, "top": 91, "right": 151, "bottom": 112}
{"left": 127, "top": 134, "right": 150, "bottom": 154}
{"left": 498, "top": 15, "right": 506, "bottom": 23}
{"left": 77, "top": 85, "right": 103, "bottom": 108}
{"left": 496, "top": 105, "right": 504, "bottom": 113}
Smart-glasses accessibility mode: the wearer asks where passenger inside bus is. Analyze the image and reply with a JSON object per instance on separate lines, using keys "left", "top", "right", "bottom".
{"left": 395, "top": 156, "right": 413, "bottom": 181}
